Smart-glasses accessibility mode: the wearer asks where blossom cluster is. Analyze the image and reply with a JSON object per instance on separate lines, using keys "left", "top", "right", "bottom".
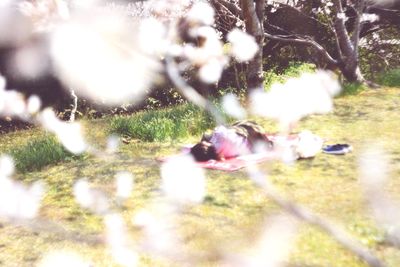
{"left": 0, "top": 1, "right": 395, "bottom": 267}
{"left": 0, "top": 155, "right": 44, "bottom": 220}
{"left": 250, "top": 70, "right": 341, "bottom": 132}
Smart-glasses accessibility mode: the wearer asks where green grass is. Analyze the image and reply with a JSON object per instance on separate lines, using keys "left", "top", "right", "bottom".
{"left": 8, "top": 135, "right": 79, "bottom": 173}
{"left": 109, "top": 103, "right": 216, "bottom": 142}
{"left": 1, "top": 87, "right": 400, "bottom": 266}
{"left": 342, "top": 82, "right": 368, "bottom": 95}
{"left": 377, "top": 69, "right": 400, "bottom": 87}
{"left": 110, "top": 63, "right": 317, "bottom": 143}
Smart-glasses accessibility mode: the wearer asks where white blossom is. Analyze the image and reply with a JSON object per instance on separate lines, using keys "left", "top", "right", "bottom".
{"left": 222, "top": 93, "right": 247, "bottom": 119}
{"left": 0, "top": 90, "right": 27, "bottom": 117}
{"left": 358, "top": 145, "right": 400, "bottom": 242}
{"left": 132, "top": 206, "right": 179, "bottom": 254}
{"left": 50, "top": 10, "right": 160, "bottom": 106}
{"left": 161, "top": 155, "right": 206, "bottom": 204}
{"left": 73, "top": 179, "right": 93, "bottom": 209}
{"left": 138, "top": 18, "right": 167, "bottom": 56}
{"left": 132, "top": 209, "right": 154, "bottom": 227}
{"left": 105, "top": 214, "right": 127, "bottom": 247}
{"left": 0, "top": 178, "right": 45, "bottom": 220}
{"left": 0, "top": 74, "right": 5, "bottom": 91}
{"left": 106, "top": 135, "right": 120, "bottom": 153}
{"left": 250, "top": 70, "right": 341, "bottom": 131}
{"left": 18, "top": 181, "right": 45, "bottom": 219}
{"left": 147, "top": 0, "right": 191, "bottom": 19}
{"left": 248, "top": 215, "right": 298, "bottom": 267}
{"left": 198, "top": 58, "right": 225, "bottom": 84}
{"left": 361, "top": 13, "right": 380, "bottom": 23}
{"left": 359, "top": 146, "right": 388, "bottom": 190}
{"left": 105, "top": 213, "right": 138, "bottom": 267}
{"left": 228, "top": 29, "right": 259, "bottom": 62}
{"left": 115, "top": 171, "right": 134, "bottom": 200}
{"left": 71, "top": 0, "right": 102, "bottom": 9}
{"left": 0, "top": 4, "right": 32, "bottom": 46}
{"left": 73, "top": 179, "right": 109, "bottom": 214}
{"left": 337, "top": 12, "right": 348, "bottom": 22}
{"left": 19, "top": 0, "right": 70, "bottom": 32}
{"left": 38, "top": 108, "right": 87, "bottom": 154}
{"left": 0, "top": 155, "right": 15, "bottom": 178}
{"left": 187, "top": 2, "right": 215, "bottom": 26}
{"left": 56, "top": 122, "right": 87, "bottom": 154}
{"left": 10, "top": 42, "right": 49, "bottom": 79}
{"left": 0, "top": 0, "right": 14, "bottom": 7}
{"left": 37, "top": 250, "right": 91, "bottom": 267}
{"left": 27, "top": 95, "right": 42, "bottom": 114}
{"left": 186, "top": 26, "right": 224, "bottom": 64}
{"left": 224, "top": 215, "right": 298, "bottom": 267}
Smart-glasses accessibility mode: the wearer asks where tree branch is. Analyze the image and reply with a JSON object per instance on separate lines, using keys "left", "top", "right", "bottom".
{"left": 333, "top": 0, "right": 354, "bottom": 55}
{"left": 255, "top": 0, "right": 266, "bottom": 32}
{"left": 209, "top": 0, "right": 242, "bottom": 17}
{"left": 264, "top": 32, "right": 339, "bottom": 66}
{"left": 274, "top": 3, "right": 330, "bottom": 28}
{"left": 328, "top": 19, "right": 345, "bottom": 61}
{"left": 366, "top": 6, "right": 400, "bottom": 26}
{"left": 164, "top": 56, "right": 224, "bottom": 124}
{"left": 246, "top": 168, "right": 386, "bottom": 267}
{"left": 351, "top": 0, "right": 366, "bottom": 58}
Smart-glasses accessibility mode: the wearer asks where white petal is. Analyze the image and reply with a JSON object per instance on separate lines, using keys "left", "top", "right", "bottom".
{"left": 27, "top": 95, "right": 42, "bottom": 114}
{"left": 115, "top": 171, "right": 134, "bottom": 199}
{"left": 228, "top": 29, "right": 259, "bottom": 62}
{"left": 198, "top": 59, "right": 224, "bottom": 84}
{"left": 38, "top": 250, "right": 91, "bottom": 267}
{"left": 73, "top": 179, "right": 93, "bottom": 209}
{"left": 222, "top": 93, "right": 247, "bottom": 119}
{"left": 161, "top": 155, "right": 206, "bottom": 204}
{"left": 50, "top": 11, "right": 160, "bottom": 106}
{"left": 187, "top": 2, "right": 215, "bottom": 25}
{"left": 0, "top": 155, "right": 14, "bottom": 177}
{"left": 0, "top": 75, "right": 5, "bottom": 91}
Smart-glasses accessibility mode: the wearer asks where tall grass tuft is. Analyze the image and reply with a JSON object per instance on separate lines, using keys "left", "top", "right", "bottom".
{"left": 9, "top": 135, "right": 78, "bottom": 173}
{"left": 377, "top": 69, "right": 400, "bottom": 87}
{"left": 109, "top": 103, "right": 216, "bottom": 142}
{"left": 342, "top": 83, "right": 367, "bottom": 95}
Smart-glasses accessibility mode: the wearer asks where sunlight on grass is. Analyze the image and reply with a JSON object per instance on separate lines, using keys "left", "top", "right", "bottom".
{"left": 0, "top": 88, "right": 400, "bottom": 266}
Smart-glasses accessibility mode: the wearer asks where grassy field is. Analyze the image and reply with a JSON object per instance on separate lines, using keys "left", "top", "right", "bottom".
{"left": 0, "top": 87, "right": 400, "bottom": 266}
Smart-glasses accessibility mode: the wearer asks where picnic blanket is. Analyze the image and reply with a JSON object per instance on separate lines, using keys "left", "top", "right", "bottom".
{"left": 158, "top": 134, "right": 299, "bottom": 172}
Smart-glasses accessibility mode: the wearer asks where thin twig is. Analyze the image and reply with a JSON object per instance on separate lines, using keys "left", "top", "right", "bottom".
{"left": 164, "top": 56, "right": 225, "bottom": 125}
{"left": 69, "top": 89, "right": 78, "bottom": 122}
{"left": 264, "top": 32, "right": 338, "bottom": 65}
{"left": 165, "top": 48, "right": 383, "bottom": 266}
{"left": 245, "top": 167, "right": 386, "bottom": 267}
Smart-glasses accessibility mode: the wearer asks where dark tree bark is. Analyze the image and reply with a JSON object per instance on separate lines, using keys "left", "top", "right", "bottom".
{"left": 212, "top": 0, "right": 400, "bottom": 87}
{"left": 264, "top": 0, "right": 377, "bottom": 85}
{"left": 240, "top": 0, "right": 265, "bottom": 91}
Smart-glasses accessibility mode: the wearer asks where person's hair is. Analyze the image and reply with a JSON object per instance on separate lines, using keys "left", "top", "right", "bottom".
{"left": 190, "top": 141, "right": 219, "bottom": 162}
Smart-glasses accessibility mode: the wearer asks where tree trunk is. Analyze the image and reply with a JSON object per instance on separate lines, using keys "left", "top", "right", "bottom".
{"left": 240, "top": 0, "right": 265, "bottom": 92}
{"left": 340, "top": 63, "right": 366, "bottom": 84}
{"left": 333, "top": 0, "right": 368, "bottom": 85}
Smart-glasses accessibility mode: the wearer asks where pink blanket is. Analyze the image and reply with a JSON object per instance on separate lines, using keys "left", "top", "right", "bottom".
{"left": 158, "top": 134, "right": 298, "bottom": 172}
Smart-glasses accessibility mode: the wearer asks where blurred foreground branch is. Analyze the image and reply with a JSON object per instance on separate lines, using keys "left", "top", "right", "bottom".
{"left": 246, "top": 166, "right": 385, "bottom": 267}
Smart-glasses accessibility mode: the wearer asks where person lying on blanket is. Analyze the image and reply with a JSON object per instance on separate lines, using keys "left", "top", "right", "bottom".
{"left": 190, "top": 121, "right": 273, "bottom": 162}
